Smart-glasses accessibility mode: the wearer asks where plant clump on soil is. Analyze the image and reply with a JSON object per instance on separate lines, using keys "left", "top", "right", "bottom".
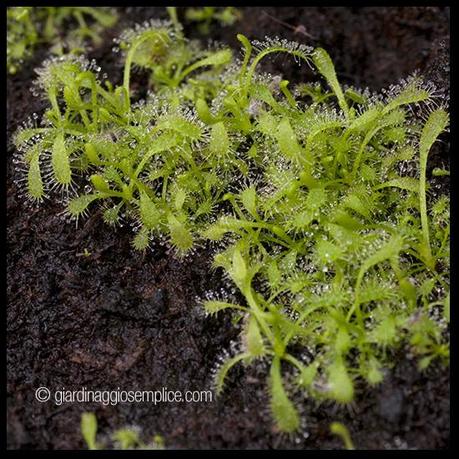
{"left": 81, "top": 412, "right": 165, "bottom": 450}
{"left": 7, "top": 6, "right": 118, "bottom": 74}
{"left": 12, "top": 8, "right": 449, "bottom": 435}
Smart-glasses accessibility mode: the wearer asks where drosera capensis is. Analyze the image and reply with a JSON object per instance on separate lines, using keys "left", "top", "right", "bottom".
{"left": 330, "top": 422, "right": 354, "bottom": 450}
{"left": 14, "top": 8, "right": 449, "bottom": 434}
{"left": 7, "top": 6, "right": 118, "bottom": 74}
{"left": 184, "top": 6, "right": 242, "bottom": 35}
{"left": 81, "top": 412, "right": 165, "bottom": 450}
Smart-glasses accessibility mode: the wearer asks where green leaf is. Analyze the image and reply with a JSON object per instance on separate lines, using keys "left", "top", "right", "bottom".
{"left": 90, "top": 174, "right": 111, "bottom": 193}
{"left": 444, "top": 293, "right": 450, "bottom": 323}
{"left": 419, "top": 108, "right": 449, "bottom": 171}
{"left": 312, "top": 48, "right": 349, "bottom": 117}
{"left": 252, "top": 83, "right": 281, "bottom": 111}
{"left": 418, "top": 355, "right": 434, "bottom": 371}
{"left": 203, "top": 300, "right": 244, "bottom": 315}
{"left": 231, "top": 248, "right": 248, "bottom": 290}
{"left": 343, "top": 193, "right": 371, "bottom": 219}
{"left": 290, "top": 210, "right": 313, "bottom": 231}
{"left": 209, "top": 122, "right": 230, "bottom": 157}
{"left": 84, "top": 7, "right": 118, "bottom": 27}
{"left": 315, "top": 239, "right": 344, "bottom": 265}
{"left": 150, "top": 131, "right": 180, "bottom": 154}
{"left": 168, "top": 214, "right": 193, "bottom": 253}
{"left": 266, "top": 260, "right": 282, "bottom": 288}
{"left": 14, "top": 127, "right": 48, "bottom": 147}
{"left": 348, "top": 106, "right": 380, "bottom": 131}
{"left": 257, "top": 112, "right": 278, "bottom": 135}
{"left": 51, "top": 132, "right": 71, "bottom": 186}
{"left": 63, "top": 85, "right": 81, "bottom": 108}
{"left": 365, "top": 358, "right": 384, "bottom": 385}
{"left": 358, "top": 235, "right": 404, "bottom": 287}
{"left": 181, "top": 49, "right": 232, "bottom": 80}
{"left": 330, "top": 422, "right": 354, "bottom": 450}
{"left": 84, "top": 143, "right": 100, "bottom": 165}
{"left": 358, "top": 278, "right": 397, "bottom": 304}
{"left": 196, "top": 98, "right": 214, "bottom": 124}
{"left": 334, "top": 327, "right": 351, "bottom": 354}
{"left": 344, "top": 88, "right": 366, "bottom": 105}
{"left": 157, "top": 115, "right": 202, "bottom": 140}
{"left": 140, "top": 192, "right": 161, "bottom": 230}
{"left": 214, "top": 353, "right": 249, "bottom": 395}
{"left": 244, "top": 316, "right": 265, "bottom": 357}
{"left": 419, "top": 108, "right": 449, "bottom": 269}
{"left": 103, "top": 205, "right": 121, "bottom": 226}
{"left": 199, "top": 48, "right": 232, "bottom": 67}
{"left": 202, "top": 221, "right": 230, "bottom": 240}
{"left": 306, "top": 187, "right": 327, "bottom": 211}
{"left": 112, "top": 428, "right": 140, "bottom": 450}
{"left": 67, "top": 194, "right": 98, "bottom": 217}
{"left": 27, "top": 149, "right": 44, "bottom": 200}
{"left": 372, "top": 315, "right": 397, "bottom": 346}
{"left": 383, "top": 81, "right": 431, "bottom": 114}
{"left": 432, "top": 167, "right": 450, "bottom": 177}
{"left": 240, "top": 186, "right": 257, "bottom": 218}
{"left": 375, "top": 177, "right": 419, "bottom": 193}
{"left": 350, "top": 236, "right": 404, "bottom": 321}
{"left": 332, "top": 209, "right": 363, "bottom": 230}
{"left": 269, "top": 357, "right": 300, "bottom": 432}
{"left": 297, "top": 361, "right": 319, "bottom": 388}
{"left": 81, "top": 412, "right": 98, "bottom": 450}
{"left": 276, "top": 118, "right": 302, "bottom": 161}
{"left": 132, "top": 227, "right": 150, "bottom": 251}
{"left": 174, "top": 188, "right": 187, "bottom": 211}
{"left": 327, "top": 358, "right": 354, "bottom": 403}
{"left": 379, "top": 108, "right": 406, "bottom": 128}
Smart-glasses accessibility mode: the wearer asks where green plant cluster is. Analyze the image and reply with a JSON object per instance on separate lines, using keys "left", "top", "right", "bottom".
{"left": 184, "top": 6, "right": 242, "bottom": 34}
{"left": 14, "top": 13, "right": 449, "bottom": 434}
{"left": 7, "top": 6, "right": 118, "bottom": 74}
{"left": 81, "top": 412, "right": 165, "bottom": 450}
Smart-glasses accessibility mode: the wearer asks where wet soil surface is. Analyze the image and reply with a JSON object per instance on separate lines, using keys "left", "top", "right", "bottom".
{"left": 7, "top": 7, "right": 450, "bottom": 449}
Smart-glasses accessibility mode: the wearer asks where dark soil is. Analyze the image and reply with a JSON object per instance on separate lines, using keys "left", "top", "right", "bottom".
{"left": 7, "top": 7, "right": 450, "bottom": 450}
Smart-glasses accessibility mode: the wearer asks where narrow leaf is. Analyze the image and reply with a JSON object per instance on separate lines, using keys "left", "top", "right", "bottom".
{"left": 81, "top": 412, "right": 98, "bottom": 450}
{"left": 313, "top": 48, "right": 349, "bottom": 117}
{"left": 140, "top": 192, "right": 161, "bottom": 230}
{"left": 168, "top": 214, "right": 193, "bottom": 252}
{"left": 276, "top": 118, "right": 302, "bottom": 161}
{"left": 375, "top": 177, "right": 419, "bottom": 193}
{"left": 132, "top": 227, "right": 150, "bottom": 251}
{"left": 27, "top": 150, "right": 44, "bottom": 200}
{"left": 269, "top": 357, "right": 300, "bottom": 432}
{"left": 244, "top": 316, "right": 265, "bottom": 357}
{"left": 327, "top": 358, "right": 354, "bottom": 403}
{"left": 52, "top": 132, "right": 71, "bottom": 185}
{"left": 231, "top": 248, "right": 248, "bottom": 290}
{"left": 383, "top": 81, "right": 430, "bottom": 114}
{"left": 240, "top": 186, "right": 257, "bottom": 217}
{"left": 67, "top": 194, "right": 98, "bottom": 217}
{"left": 209, "top": 122, "right": 230, "bottom": 156}
{"left": 214, "top": 353, "right": 249, "bottom": 395}
{"left": 203, "top": 300, "right": 245, "bottom": 315}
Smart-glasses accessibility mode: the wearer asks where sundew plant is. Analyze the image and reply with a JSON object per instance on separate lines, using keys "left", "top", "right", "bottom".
{"left": 7, "top": 6, "right": 118, "bottom": 74}
{"left": 13, "top": 12, "right": 450, "bottom": 433}
{"left": 81, "top": 412, "right": 165, "bottom": 450}
{"left": 184, "top": 6, "right": 242, "bottom": 34}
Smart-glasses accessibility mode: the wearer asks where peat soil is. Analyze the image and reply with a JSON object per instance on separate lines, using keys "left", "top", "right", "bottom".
{"left": 7, "top": 7, "right": 450, "bottom": 449}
